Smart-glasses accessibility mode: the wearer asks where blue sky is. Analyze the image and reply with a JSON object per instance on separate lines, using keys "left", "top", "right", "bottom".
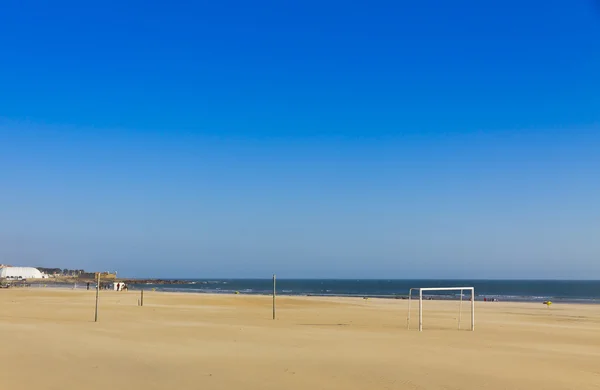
{"left": 1, "top": 1, "right": 599, "bottom": 278}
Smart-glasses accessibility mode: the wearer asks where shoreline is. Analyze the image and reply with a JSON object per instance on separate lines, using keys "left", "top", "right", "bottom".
{"left": 20, "top": 283, "right": 600, "bottom": 305}
{"left": 17, "top": 278, "right": 600, "bottom": 305}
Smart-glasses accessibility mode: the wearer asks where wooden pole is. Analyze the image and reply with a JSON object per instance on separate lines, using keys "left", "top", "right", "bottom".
{"left": 272, "top": 274, "right": 276, "bottom": 320}
{"left": 141, "top": 289, "right": 144, "bottom": 307}
{"left": 94, "top": 273, "right": 100, "bottom": 322}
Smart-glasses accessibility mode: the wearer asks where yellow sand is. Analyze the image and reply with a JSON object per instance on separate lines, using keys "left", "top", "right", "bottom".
{"left": 1, "top": 289, "right": 599, "bottom": 389}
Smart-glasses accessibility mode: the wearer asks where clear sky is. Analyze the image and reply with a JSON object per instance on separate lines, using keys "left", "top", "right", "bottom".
{"left": 1, "top": 1, "right": 599, "bottom": 279}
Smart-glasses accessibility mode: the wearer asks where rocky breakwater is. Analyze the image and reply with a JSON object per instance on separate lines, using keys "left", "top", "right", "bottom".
{"left": 120, "top": 279, "right": 192, "bottom": 285}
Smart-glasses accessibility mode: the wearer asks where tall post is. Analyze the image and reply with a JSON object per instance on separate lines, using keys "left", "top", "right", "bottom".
{"left": 407, "top": 289, "right": 412, "bottom": 329}
{"left": 471, "top": 288, "right": 475, "bottom": 331}
{"left": 141, "top": 289, "right": 144, "bottom": 307}
{"left": 419, "top": 289, "right": 423, "bottom": 332}
{"left": 458, "top": 288, "right": 463, "bottom": 330}
{"left": 94, "top": 273, "right": 100, "bottom": 322}
{"left": 272, "top": 274, "right": 276, "bottom": 320}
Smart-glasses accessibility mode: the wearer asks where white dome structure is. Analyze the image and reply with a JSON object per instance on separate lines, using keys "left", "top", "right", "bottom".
{"left": 0, "top": 267, "right": 44, "bottom": 279}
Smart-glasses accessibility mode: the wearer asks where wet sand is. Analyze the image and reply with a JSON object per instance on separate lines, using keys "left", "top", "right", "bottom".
{"left": 1, "top": 289, "right": 599, "bottom": 389}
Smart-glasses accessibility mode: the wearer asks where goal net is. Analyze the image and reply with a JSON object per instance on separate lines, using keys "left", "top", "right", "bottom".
{"left": 406, "top": 287, "right": 475, "bottom": 332}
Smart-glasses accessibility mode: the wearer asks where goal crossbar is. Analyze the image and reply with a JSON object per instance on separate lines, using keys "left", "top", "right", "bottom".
{"left": 407, "top": 287, "right": 475, "bottom": 332}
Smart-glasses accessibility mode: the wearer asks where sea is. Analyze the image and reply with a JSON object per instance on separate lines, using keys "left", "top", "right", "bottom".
{"left": 125, "top": 279, "right": 600, "bottom": 304}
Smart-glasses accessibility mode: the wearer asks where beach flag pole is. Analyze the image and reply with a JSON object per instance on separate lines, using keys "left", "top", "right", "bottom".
{"left": 273, "top": 274, "right": 276, "bottom": 320}
{"left": 94, "top": 273, "right": 100, "bottom": 322}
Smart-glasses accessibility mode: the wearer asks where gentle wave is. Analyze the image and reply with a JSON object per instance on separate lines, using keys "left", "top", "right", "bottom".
{"left": 36, "top": 279, "right": 600, "bottom": 304}
{"left": 125, "top": 281, "right": 600, "bottom": 304}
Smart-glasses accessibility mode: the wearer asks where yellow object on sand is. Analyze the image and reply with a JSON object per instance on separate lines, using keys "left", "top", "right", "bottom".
{"left": 544, "top": 301, "right": 552, "bottom": 307}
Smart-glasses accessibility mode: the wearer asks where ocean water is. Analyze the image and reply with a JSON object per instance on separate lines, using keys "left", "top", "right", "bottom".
{"left": 128, "top": 279, "right": 600, "bottom": 303}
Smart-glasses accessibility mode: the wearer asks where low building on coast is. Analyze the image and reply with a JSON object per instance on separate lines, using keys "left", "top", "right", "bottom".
{"left": 0, "top": 266, "right": 47, "bottom": 280}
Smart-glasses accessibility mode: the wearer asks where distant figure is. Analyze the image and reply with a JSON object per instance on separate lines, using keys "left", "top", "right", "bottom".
{"left": 484, "top": 297, "right": 487, "bottom": 302}
{"left": 116, "top": 283, "right": 120, "bottom": 291}
{"left": 86, "top": 282, "right": 90, "bottom": 290}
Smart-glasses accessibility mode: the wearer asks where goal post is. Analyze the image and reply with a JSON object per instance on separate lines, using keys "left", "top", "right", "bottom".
{"left": 407, "top": 287, "right": 475, "bottom": 332}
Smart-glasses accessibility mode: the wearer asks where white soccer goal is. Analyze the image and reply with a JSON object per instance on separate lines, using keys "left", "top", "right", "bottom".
{"left": 406, "top": 287, "right": 475, "bottom": 332}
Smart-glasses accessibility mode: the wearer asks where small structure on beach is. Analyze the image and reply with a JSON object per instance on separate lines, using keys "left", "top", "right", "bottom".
{"left": 407, "top": 287, "right": 475, "bottom": 332}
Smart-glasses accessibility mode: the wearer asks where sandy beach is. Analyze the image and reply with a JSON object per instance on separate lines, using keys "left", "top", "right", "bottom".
{"left": 1, "top": 289, "right": 599, "bottom": 389}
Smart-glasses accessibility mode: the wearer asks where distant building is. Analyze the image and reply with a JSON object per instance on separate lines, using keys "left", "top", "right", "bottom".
{"left": 0, "top": 267, "right": 46, "bottom": 280}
